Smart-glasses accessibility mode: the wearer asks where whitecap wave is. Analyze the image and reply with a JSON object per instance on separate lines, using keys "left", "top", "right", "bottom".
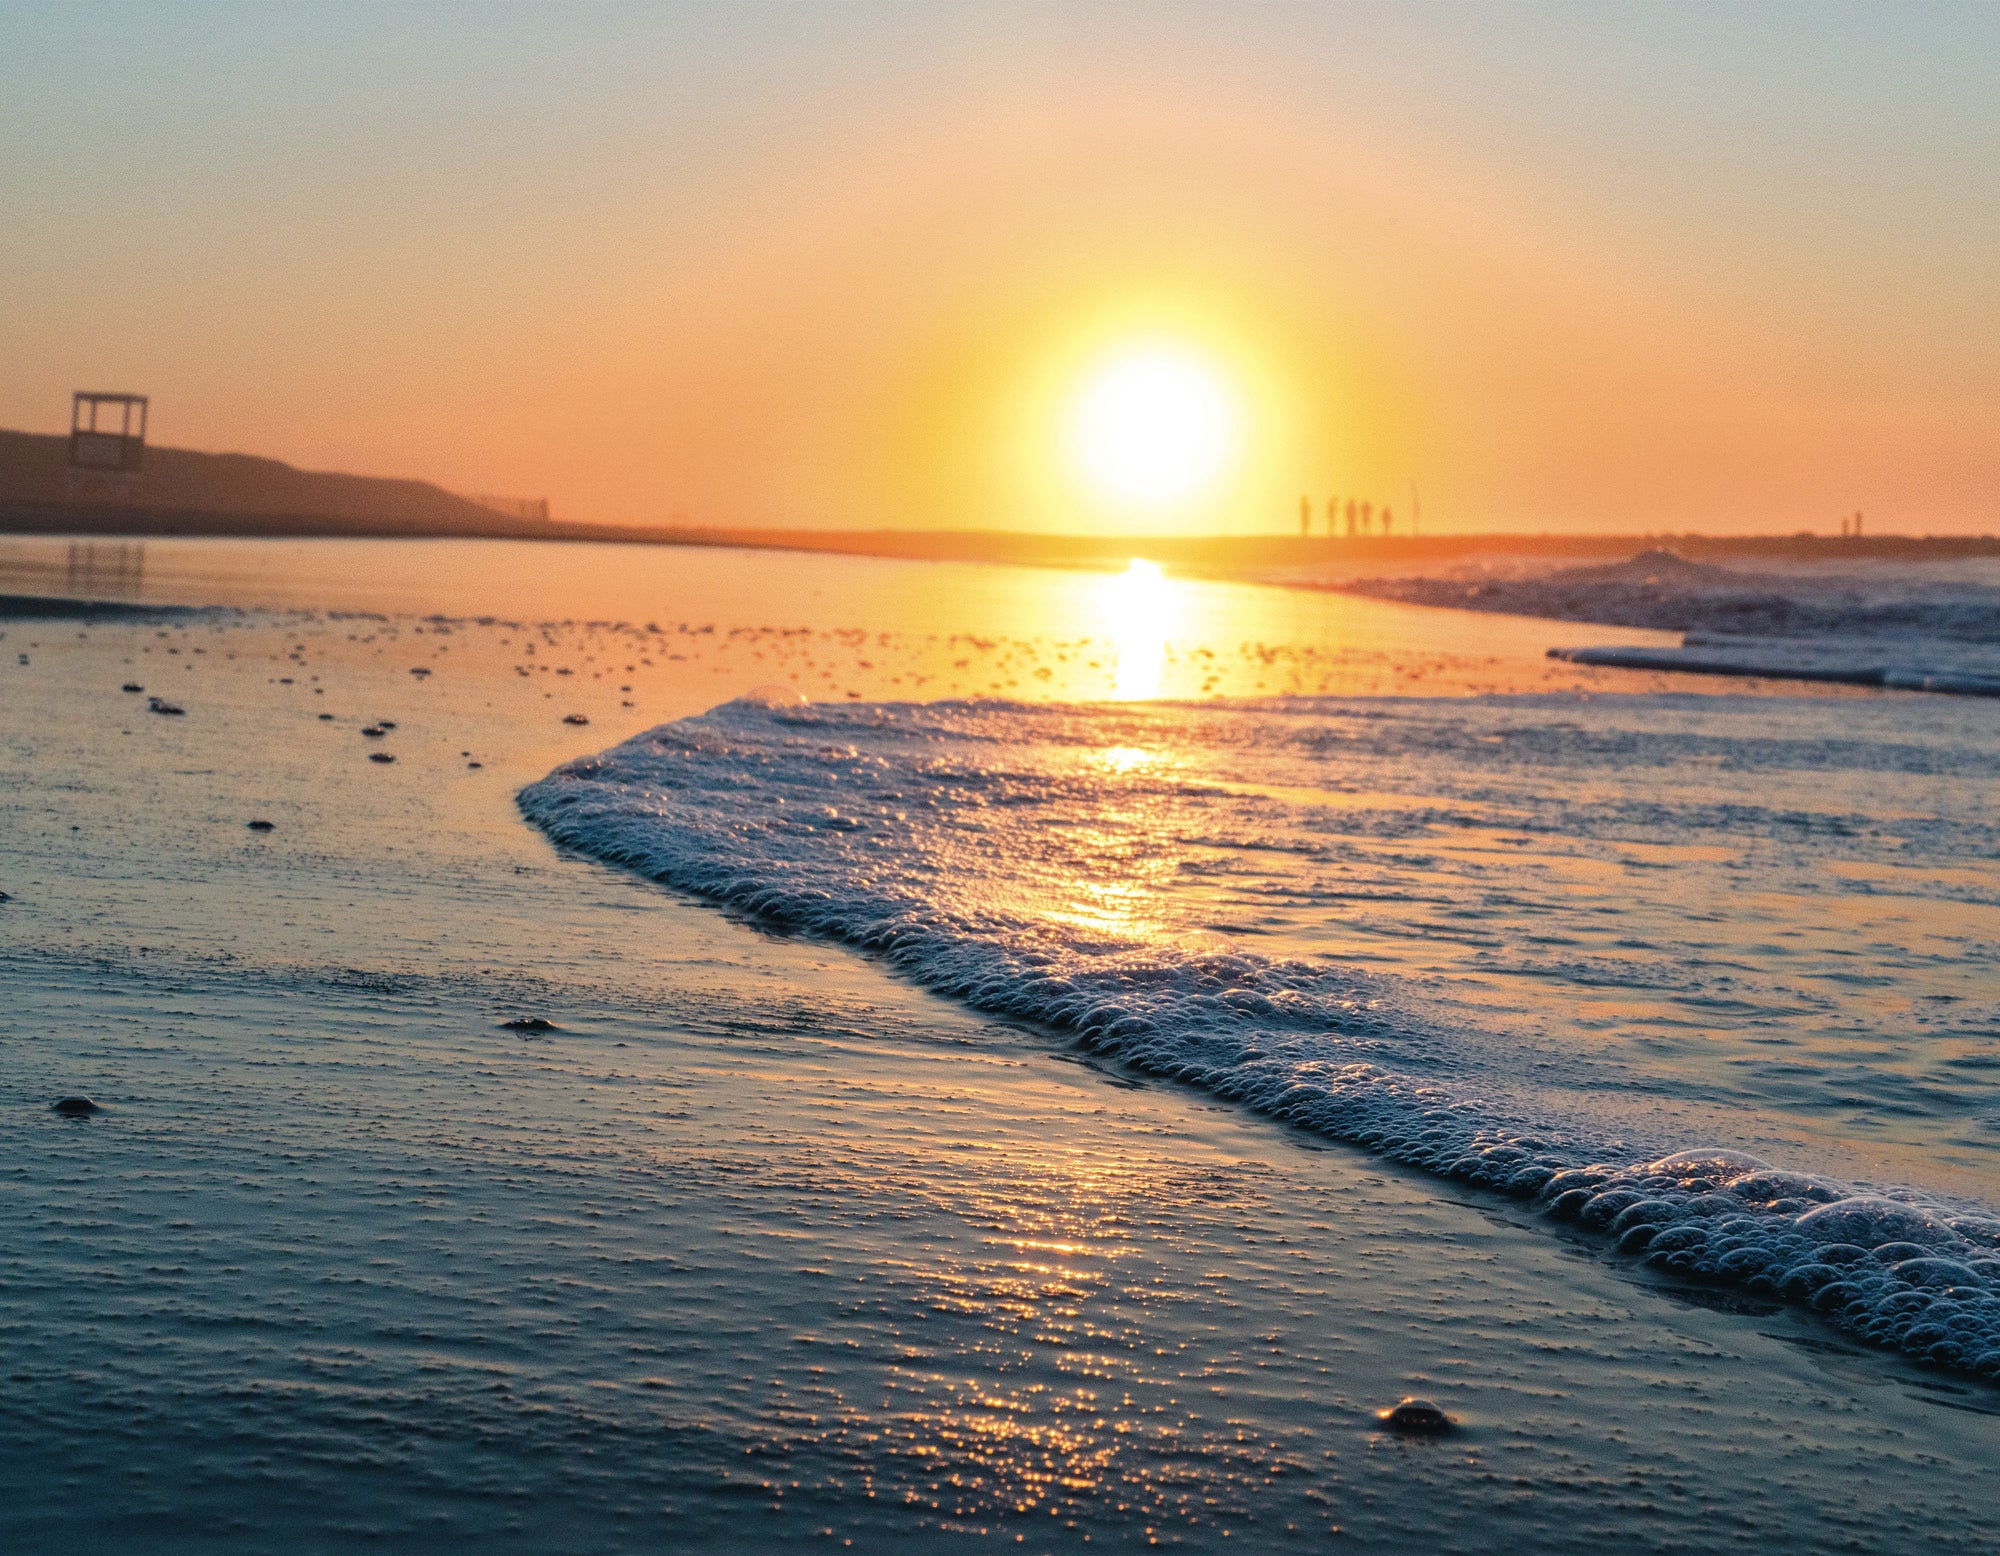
{"left": 521, "top": 695, "right": 2000, "bottom": 1375}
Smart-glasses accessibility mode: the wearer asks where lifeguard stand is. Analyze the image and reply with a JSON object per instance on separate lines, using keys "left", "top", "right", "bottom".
{"left": 68, "top": 391, "right": 148, "bottom": 501}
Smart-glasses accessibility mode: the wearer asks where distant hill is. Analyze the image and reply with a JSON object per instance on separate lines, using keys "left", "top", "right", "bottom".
{"left": 0, "top": 427, "right": 534, "bottom": 533}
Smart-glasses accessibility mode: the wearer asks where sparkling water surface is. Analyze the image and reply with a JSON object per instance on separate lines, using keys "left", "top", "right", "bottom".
{"left": 3, "top": 539, "right": 1995, "bottom": 1551}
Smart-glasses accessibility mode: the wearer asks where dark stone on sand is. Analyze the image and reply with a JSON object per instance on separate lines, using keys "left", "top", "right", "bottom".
{"left": 502, "top": 1017, "right": 558, "bottom": 1032}
{"left": 121, "top": 683, "right": 143, "bottom": 693}
{"left": 562, "top": 713, "right": 590, "bottom": 725}
{"left": 378, "top": 721, "right": 396, "bottom": 730}
{"left": 368, "top": 752, "right": 396, "bottom": 764}
{"left": 318, "top": 713, "right": 334, "bottom": 720}
{"left": 360, "top": 725, "right": 385, "bottom": 737}
{"left": 467, "top": 761, "right": 483, "bottom": 769}
{"left": 1376, "top": 1397, "right": 1451, "bottom": 1433}
{"left": 247, "top": 820, "right": 275, "bottom": 831}
{"left": 147, "top": 697, "right": 185, "bottom": 716}
{"left": 51, "top": 1097, "right": 104, "bottom": 1117}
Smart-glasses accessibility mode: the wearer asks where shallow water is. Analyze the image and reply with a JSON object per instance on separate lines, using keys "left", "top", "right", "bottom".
{"left": 3, "top": 546, "right": 1997, "bottom": 1550}
{"left": 0, "top": 532, "right": 1682, "bottom": 702}
{"left": 522, "top": 693, "right": 2000, "bottom": 1372}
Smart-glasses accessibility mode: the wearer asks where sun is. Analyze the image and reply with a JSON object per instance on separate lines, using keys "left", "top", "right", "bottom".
{"left": 1067, "top": 342, "right": 1239, "bottom": 506}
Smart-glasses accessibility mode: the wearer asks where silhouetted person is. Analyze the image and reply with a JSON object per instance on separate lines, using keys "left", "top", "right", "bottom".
{"left": 1300, "top": 495, "right": 1311, "bottom": 537}
{"left": 1361, "top": 501, "right": 1374, "bottom": 535}
{"left": 1326, "top": 496, "right": 1339, "bottom": 538}
{"left": 1345, "top": 499, "right": 1358, "bottom": 537}
{"left": 1380, "top": 507, "right": 1392, "bottom": 536}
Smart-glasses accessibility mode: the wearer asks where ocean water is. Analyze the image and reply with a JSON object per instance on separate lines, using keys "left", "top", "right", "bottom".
{"left": 6, "top": 543, "right": 2000, "bottom": 1551}
{"left": 523, "top": 691, "right": 2000, "bottom": 1375}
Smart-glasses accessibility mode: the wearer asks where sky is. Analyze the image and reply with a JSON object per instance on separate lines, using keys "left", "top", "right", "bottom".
{"left": 4, "top": 0, "right": 1999, "bottom": 536}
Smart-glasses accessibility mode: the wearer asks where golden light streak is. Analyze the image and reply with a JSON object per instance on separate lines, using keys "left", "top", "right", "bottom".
{"left": 1096, "top": 558, "right": 1175, "bottom": 700}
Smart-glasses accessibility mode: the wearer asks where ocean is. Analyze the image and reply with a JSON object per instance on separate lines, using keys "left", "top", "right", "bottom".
{"left": 3, "top": 536, "right": 1996, "bottom": 1551}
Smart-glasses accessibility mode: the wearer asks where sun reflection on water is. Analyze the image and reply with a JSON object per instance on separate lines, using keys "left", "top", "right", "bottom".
{"left": 1094, "top": 745, "right": 1161, "bottom": 775}
{"left": 1096, "top": 560, "right": 1177, "bottom": 700}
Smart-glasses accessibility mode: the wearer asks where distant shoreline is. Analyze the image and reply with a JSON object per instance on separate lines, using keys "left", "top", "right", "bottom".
{"left": 6, "top": 500, "right": 1998, "bottom": 578}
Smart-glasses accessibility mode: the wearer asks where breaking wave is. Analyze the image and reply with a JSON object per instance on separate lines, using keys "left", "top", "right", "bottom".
{"left": 521, "top": 694, "right": 2000, "bottom": 1376}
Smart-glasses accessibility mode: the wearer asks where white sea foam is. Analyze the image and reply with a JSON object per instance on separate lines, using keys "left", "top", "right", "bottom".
{"left": 1342, "top": 549, "right": 2000, "bottom": 644}
{"left": 521, "top": 693, "right": 2000, "bottom": 1375}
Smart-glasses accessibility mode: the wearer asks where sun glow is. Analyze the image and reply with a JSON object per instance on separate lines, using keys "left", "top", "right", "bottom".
{"left": 1068, "top": 344, "right": 1240, "bottom": 506}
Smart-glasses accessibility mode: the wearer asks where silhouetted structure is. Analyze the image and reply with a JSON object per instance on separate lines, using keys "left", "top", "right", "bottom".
{"left": 68, "top": 391, "right": 147, "bottom": 502}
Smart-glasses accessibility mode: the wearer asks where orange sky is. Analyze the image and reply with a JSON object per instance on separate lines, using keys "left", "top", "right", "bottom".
{"left": 5, "top": 3, "right": 1999, "bottom": 535}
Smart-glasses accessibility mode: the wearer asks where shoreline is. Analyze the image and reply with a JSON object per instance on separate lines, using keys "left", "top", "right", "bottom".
{"left": 8, "top": 504, "right": 1998, "bottom": 574}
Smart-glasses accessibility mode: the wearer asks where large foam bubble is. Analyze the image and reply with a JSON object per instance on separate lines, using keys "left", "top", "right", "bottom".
{"left": 520, "top": 696, "right": 2000, "bottom": 1377}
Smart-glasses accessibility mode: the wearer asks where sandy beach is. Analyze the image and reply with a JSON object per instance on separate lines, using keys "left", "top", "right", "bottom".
{"left": 3, "top": 539, "right": 1996, "bottom": 1552}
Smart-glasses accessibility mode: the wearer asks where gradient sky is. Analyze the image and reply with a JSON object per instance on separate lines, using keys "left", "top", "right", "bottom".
{"left": 4, "top": 1, "right": 1998, "bottom": 535}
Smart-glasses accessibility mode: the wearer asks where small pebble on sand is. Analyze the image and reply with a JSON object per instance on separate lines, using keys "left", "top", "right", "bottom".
{"left": 502, "top": 1017, "right": 558, "bottom": 1032}
{"left": 247, "top": 820, "right": 275, "bottom": 831}
{"left": 563, "top": 713, "right": 590, "bottom": 725}
{"left": 368, "top": 752, "right": 396, "bottom": 764}
{"left": 121, "top": 683, "right": 143, "bottom": 693}
{"left": 1376, "top": 1398, "right": 1451, "bottom": 1433}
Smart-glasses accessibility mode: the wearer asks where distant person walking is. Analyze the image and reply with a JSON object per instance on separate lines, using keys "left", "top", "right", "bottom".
{"left": 1380, "top": 507, "right": 1392, "bottom": 536}
{"left": 1299, "top": 494, "right": 1311, "bottom": 537}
